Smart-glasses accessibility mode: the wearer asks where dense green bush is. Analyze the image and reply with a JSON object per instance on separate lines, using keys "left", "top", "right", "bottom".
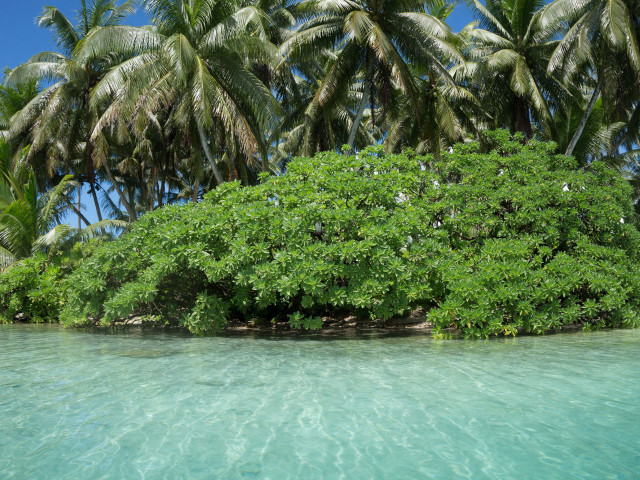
{"left": 0, "top": 254, "right": 64, "bottom": 323}
{"left": 57, "top": 131, "right": 640, "bottom": 337}
{"left": 0, "top": 242, "right": 100, "bottom": 323}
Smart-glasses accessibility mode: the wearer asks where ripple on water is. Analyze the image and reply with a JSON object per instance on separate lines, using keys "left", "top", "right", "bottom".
{"left": 1, "top": 325, "right": 640, "bottom": 479}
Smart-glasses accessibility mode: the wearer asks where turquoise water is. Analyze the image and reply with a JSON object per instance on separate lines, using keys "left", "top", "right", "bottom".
{"left": 1, "top": 325, "right": 639, "bottom": 479}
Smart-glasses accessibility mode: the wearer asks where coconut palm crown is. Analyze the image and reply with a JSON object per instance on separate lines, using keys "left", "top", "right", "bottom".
{"left": 464, "top": 0, "right": 568, "bottom": 138}
{"left": 278, "top": 0, "right": 463, "bottom": 149}
{"left": 4, "top": 0, "right": 136, "bottom": 221}
{"left": 78, "top": 0, "right": 281, "bottom": 185}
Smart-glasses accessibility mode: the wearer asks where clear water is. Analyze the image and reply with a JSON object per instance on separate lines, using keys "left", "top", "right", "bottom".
{"left": 1, "top": 325, "right": 639, "bottom": 479}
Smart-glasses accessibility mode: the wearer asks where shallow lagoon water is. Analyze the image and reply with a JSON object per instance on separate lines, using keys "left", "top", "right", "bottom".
{"left": 1, "top": 325, "right": 639, "bottom": 479}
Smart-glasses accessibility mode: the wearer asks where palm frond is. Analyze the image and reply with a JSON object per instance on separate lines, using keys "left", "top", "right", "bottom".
{"left": 37, "top": 6, "right": 80, "bottom": 53}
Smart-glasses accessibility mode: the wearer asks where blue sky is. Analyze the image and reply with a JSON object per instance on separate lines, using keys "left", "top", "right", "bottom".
{"left": 0, "top": 1, "right": 475, "bottom": 224}
{"left": 0, "top": 1, "right": 149, "bottom": 71}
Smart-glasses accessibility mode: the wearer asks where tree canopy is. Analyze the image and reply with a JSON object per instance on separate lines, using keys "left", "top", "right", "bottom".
{"left": 1, "top": 0, "right": 640, "bottom": 334}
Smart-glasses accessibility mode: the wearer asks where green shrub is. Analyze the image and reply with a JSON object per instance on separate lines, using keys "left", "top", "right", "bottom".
{"left": 0, "top": 254, "right": 63, "bottom": 323}
{"left": 58, "top": 131, "right": 640, "bottom": 337}
{"left": 0, "top": 242, "right": 101, "bottom": 323}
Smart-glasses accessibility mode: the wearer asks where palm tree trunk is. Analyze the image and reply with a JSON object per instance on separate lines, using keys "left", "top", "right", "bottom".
{"left": 239, "top": 158, "right": 249, "bottom": 186}
{"left": 138, "top": 168, "right": 151, "bottom": 212}
{"left": 67, "top": 201, "right": 91, "bottom": 227}
{"left": 228, "top": 148, "right": 236, "bottom": 181}
{"left": 192, "top": 176, "right": 199, "bottom": 203}
{"left": 433, "top": 135, "right": 442, "bottom": 161}
{"left": 347, "top": 53, "right": 373, "bottom": 150}
{"left": 103, "top": 160, "right": 137, "bottom": 222}
{"left": 514, "top": 96, "right": 532, "bottom": 139}
{"left": 77, "top": 184, "right": 82, "bottom": 230}
{"left": 127, "top": 186, "right": 136, "bottom": 217}
{"left": 197, "top": 123, "right": 224, "bottom": 185}
{"left": 566, "top": 82, "right": 601, "bottom": 156}
{"left": 85, "top": 126, "right": 102, "bottom": 222}
{"left": 90, "top": 181, "right": 103, "bottom": 222}
{"left": 259, "top": 144, "right": 268, "bottom": 172}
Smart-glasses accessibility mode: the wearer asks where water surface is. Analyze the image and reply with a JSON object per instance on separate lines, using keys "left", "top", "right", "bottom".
{"left": 1, "top": 325, "right": 639, "bottom": 479}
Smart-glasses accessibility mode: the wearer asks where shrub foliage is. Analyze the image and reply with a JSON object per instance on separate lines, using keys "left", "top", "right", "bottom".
{"left": 0, "top": 242, "right": 100, "bottom": 323}
{"left": 47, "top": 132, "right": 640, "bottom": 337}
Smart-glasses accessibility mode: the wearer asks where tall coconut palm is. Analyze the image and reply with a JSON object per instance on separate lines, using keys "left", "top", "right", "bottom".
{"left": 465, "top": 0, "right": 568, "bottom": 138}
{"left": 278, "top": 0, "right": 462, "bottom": 149}
{"left": 383, "top": 76, "right": 483, "bottom": 156}
{"left": 79, "top": 0, "right": 280, "bottom": 190}
{"left": 384, "top": 5, "right": 484, "bottom": 156}
{"left": 0, "top": 78, "right": 41, "bottom": 179}
{"left": 4, "top": 0, "right": 135, "bottom": 221}
{"left": 270, "top": 47, "right": 378, "bottom": 160}
{"left": 549, "top": 97, "right": 625, "bottom": 166}
{"left": 243, "top": 0, "right": 308, "bottom": 158}
{"left": 541, "top": 0, "right": 640, "bottom": 155}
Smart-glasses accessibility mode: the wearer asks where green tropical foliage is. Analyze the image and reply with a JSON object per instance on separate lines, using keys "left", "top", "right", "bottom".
{"left": 0, "top": 78, "right": 39, "bottom": 133}
{"left": 541, "top": 0, "right": 640, "bottom": 155}
{"left": 0, "top": 140, "right": 127, "bottom": 268}
{"left": 56, "top": 133, "right": 640, "bottom": 337}
{"left": 278, "top": 0, "right": 462, "bottom": 149}
{"left": 0, "top": 241, "right": 103, "bottom": 323}
{"left": 81, "top": 0, "right": 280, "bottom": 187}
{"left": 2, "top": 0, "right": 639, "bottom": 203}
{"left": 4, "top": 0, "right": 135, "bottom": 221}
{"left": 462, "top": 0, "right": 571, "bottom": 137}
{"left": 1, "top": 0, "right": 640, "bottom": 335}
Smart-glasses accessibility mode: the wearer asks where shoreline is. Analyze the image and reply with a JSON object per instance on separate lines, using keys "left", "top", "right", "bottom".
{"left": 4, "top": 314, "right": 592, "bottom": 338}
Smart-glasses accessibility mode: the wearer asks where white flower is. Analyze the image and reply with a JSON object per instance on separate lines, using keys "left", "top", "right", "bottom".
{"left": 433, "top": 180, "right": 440, "bottom": 188}
{"left": 620, "top": 218, "right": 625, "bottom": 224}
{"left": 433, "top": 221, "right": 442, "bottom": 229}
{"left": 448, "top": 147, "right": 453, "bottom": 154}
{"left": 562, "top": 183, "right": 570, "bottom": 192}
{"left": 395, "top": 192, "right": 407, "bottom": 203}
{"left": 407, "top": 236, "right": 414, "bottom": 245}
{"left": 498, "top": 169, "right": 504, "bottom": 176}
{"left": 419, "top": 162, "right": 426, "bottom": 171}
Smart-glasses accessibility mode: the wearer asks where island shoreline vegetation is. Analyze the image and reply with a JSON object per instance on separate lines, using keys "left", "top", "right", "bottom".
{"left": 1, "top": 0, "right": 640, "bottom": 338}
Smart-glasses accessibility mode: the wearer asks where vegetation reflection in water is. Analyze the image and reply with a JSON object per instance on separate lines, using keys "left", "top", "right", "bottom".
{"left": 1, "top": 324, "right": 639, "bottom": 479}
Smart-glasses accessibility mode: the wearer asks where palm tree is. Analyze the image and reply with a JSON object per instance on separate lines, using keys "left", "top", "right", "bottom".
{"left": 0, "top": 79, "right": 43, "bottom": 185}
{"left": 278, "top": 0, "right": 462, "bottom": 149}
{"left": 0, "top": 140, "right": 126, "bottom": 268}
{"left": 549, "top": 97, "right": 625, "bottom": 166}
{"left": 4, "top": 0, "right": 135, "bottom": 222}
{"left": 465, "top": 0, "right": 567, "bottom": 138}
{"left": 384, "top": 76, "right": 482, "bottom": 157}
{"left": 0, "top": 77, "right": 39, "bottom": 135}
{"left": 270, "top": 47, "right": 378, "bottom": 160}
{"left": 249, "top": 0, "right": 297, "bottom": 42}
{"left": 384, "top": 4, "right": 484, "bottom": 156}
{"left": 79, "top": 0, "right": 280, "bottom": 191}
{"left": 541, "top": 0, "right": 640, "bottom": 155}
